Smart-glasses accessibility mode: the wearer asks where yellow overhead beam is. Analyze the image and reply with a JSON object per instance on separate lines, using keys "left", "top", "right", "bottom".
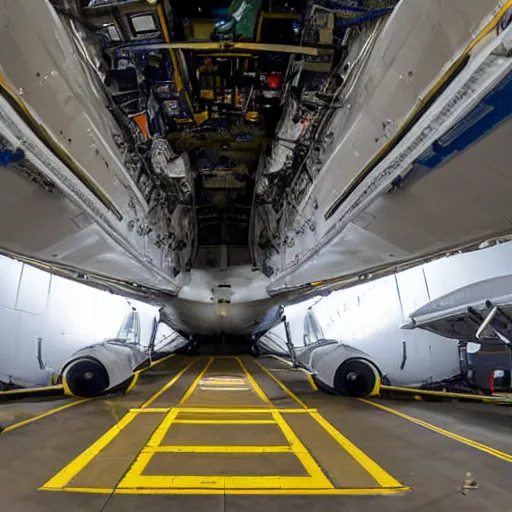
{"left": 122, "top": 41, "right": 333, "bottom": 57}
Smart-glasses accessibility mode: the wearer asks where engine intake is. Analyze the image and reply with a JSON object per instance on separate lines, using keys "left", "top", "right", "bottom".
{"left": 333, "top": 358, "right": 381, "bottom": 397}
{"left": 61, "top": 341, "right": 146, "bottom": 398}
{"left": 62, "top": 357, "right": 109, "bottom": 397}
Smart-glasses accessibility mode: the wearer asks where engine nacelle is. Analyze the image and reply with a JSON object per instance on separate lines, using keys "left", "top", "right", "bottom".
{"left": 332, "top": 357, "right": 381, "bottom": 398}
{"left": 297, "top": 342, "right": 381, "bottom": 397}
{"left": 61, "top": 342, "right": 146, "bottom": 397}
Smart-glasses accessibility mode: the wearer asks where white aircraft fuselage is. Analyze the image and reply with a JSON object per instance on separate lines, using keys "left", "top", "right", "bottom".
{"left": 1, "top": 0, "right": 512, "bottom": 338}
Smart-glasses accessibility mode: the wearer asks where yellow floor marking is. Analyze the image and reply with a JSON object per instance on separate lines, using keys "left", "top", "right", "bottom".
{"left": 40, "top": 411, "right": 138, "bottom": 490}
{"left": 120, "top": 474, "right": 335, "bottom": 490}
{"left": 272, "top": 411, "right": 334, "bottom": 488}
{"left": 360, "top": 399, "right": 512, "bottom": 464}
{"left": 127, "top": 354, "right": 178, "bottom": 394}
{"left": 172, "top": 419, "right": 276, "bottom": 424}
{"left": 130, "top": 408, "right": 172, "bottom": 413}
{"left": 131, "top": 407, "right": 317, "bottom": 414}
{"left": 254, "top": 359, "right": 308, "bottom": 409}
{"left": 305, "top": 373, "right": 319, "bottom": 392}
{"left": 125, "top": 373, "right": 140, "bottom": 394}
{"left": 39, "top": 356, "right": 406, "bottom": 496}
{"left": 2, "top": 399, "right": 91, "bottom": 434}
{"left": 310, "top": 411, "right": 403, "bottom": 488}
{"left": 118, "top": 361, "right": 334, "bottom": 491}
{"left": 140, "top": 361, "right": 196, "bottom": 408}
{"left": 380, "top": 385, "right": 512, "bottom": 404}
{"left": 153, "top": 445, "right": 293, "bottom": 453}
{"left": 42, "top": 486, "right": 410, "bottom": 495}
{"left": 144, "top": 409, "right": 180, "bottom": 448}
{"left": 0, "top": 384, "right": 63, "bottom": 397}
{"left": 179, "top": 357, "right": 214, "bottom": 404}
{"left": 117, "top": 451, "right": 157, "bottom": 488}
{"left": 261, "top": 355, "right": 319, "bottom": 392}
{"left": 235, "top": 357, "right": 273, "bottom": 405}
{"left": 3, "top": 353, "right": 180, "bottom": 434}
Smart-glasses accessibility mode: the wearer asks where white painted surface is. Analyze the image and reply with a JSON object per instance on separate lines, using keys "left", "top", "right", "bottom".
{"left": 270, "top": 241, "right": 512, "bottom": 387}
{"left": 0, "top": 257, "right": 22, "bottom": 309}
{"left": 0, "top": 255, "right": 158, "bottom": 386}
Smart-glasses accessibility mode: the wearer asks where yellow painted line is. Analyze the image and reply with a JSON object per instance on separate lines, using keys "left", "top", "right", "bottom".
{"left": 147, "top": 353, "right": 176, "bottom": 370}
{"left": 359, "top": 399, "right": 512, "bottom": 464}
{"left": 125, "top": 372, "right": 139, "bottom": 394}
{"left": 124, "top": 353, "right": 177, "bottom": 394}
{"left": 254, "top": 359, "right": 308, "bottom": 409}
{"left": 2, "top": 399, "right": 91, "bottom": 434}
{"left": 152, "top": 445, "right": 293, "bottom": 453}
{"left": 156, "top": 3, "right": 195, "bottom": 116}
{"left": 260, "top": 354, "right": 318, "bottom": 391}
{"left": 310, "top": 411, "right": 404, "bottom": 488}
{"left": 42, "top": 486, "right": 410, "bottom": 495}
{"left": 324, "top": 0, "right": 512, "bottom": 219}
{"left": 0, "top": 384, "right": 63, "bottom": 396}
{"left": 120, "top": 474, "right": 333, "bottom": 490}
{"left": 140, "top": 360, "right": 196, "bottom": 408}
{"left": 41, "top": 487, "right": 114, "bottom": 494}
{"left": 172, "top": 419, "right": 276, "bottom": 425}
{"left": 117, "top": 451, "right": 156, "bottom": 489}
{"left": 144, "top": 409, "right": 180, "bottom": 448}
{"left": 235, "top": 357, "right": 273, "bottom": 405}
{"left": 130, "top": 407, "right": 316, "bottom": 414}
{"left": 380, "top": 385, "right": 512, "bottom": 403}
{"left": 130, "top": 408, "right": 171, "bottom": 413}
{"left": 40, "top": 411, "right": 138, "bottom": 489}
{"left": 197, "top": 53, "right": 253, "bottom": 57}
{"left": 305, "top": 373, "right": 319, "bottom": 392}
{"left": 272, "top": 411, "right": 334, "bottom": 488}
{"left": 157, "top": 4, "right": 183, "bottom": 92}
{"left": 179, "top": 358, "right": 214, "bottom": 404}
{"left": 176, "top": 407, "right": 315, "bottom": 413}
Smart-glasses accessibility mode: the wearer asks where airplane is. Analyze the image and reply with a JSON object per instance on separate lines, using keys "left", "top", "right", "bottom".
{"left": 1, "top": 0, "right": 512, "bottom": 397}
{"left": 257, "top": 240, "right": 512, "bottom": 397}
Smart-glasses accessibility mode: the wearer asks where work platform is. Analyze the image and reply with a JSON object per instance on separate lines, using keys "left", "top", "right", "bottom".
{"left": 1, "top": 356, "right": 512, "bottom": 511}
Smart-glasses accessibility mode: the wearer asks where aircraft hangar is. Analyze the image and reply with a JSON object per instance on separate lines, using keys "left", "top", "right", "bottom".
{"left": 1, "top": 0, "right": 512, "bottom": 511}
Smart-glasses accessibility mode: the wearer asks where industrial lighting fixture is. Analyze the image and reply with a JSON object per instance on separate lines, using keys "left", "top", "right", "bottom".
{"left": 146, "top": 0, "right": 158, "bottom": 5}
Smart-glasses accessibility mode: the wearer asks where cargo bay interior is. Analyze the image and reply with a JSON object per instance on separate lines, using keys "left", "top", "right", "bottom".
{"left": 2, "top": 1, "right": 512, "bottom": 512}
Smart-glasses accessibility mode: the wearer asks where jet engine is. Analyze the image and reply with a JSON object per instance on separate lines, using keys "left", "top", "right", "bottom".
{"left": 295, "top": 342, "right": 382, "bottom": 398}
{"left": 61, "top": 342, "right": 147, "bottom": 397}
{"left": 331, "top": 355, "right": 381, "bottom": 398}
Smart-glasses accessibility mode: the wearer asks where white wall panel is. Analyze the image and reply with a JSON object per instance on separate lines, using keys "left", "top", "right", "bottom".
{"left": 44, "top": 275, "right": 97, "bottom": 349}
{"left": 14, "top": 312, "right": 46, "bottom": 385}
{"left": 16, "top": 263, "right": 51, "bottom": 315}
{"left": 92, "top": 291, "right": 132, "bottom": 342}
{"left": 0, "top": 256, "right": 22, "bottom": 309}
{"left": 423, "top": 242, "right": 512, "bottom": 300}
{"left": 0, "top": 307, "right": 20, "bottom": 380}
{"left": 395, "top": 266, "right": 430, "bottom": 318}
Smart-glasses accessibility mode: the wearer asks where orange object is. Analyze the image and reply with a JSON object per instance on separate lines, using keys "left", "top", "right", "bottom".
{"left": 133, "top": 113, "right": 150, "bottom": 139}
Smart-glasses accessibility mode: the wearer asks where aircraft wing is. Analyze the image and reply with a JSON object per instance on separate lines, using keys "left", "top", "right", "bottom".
{"left": 402, "top": 275, "right": 512, "bottom": 342}
{"left": 260, "top": 1, "right": 512, "bottom": 295}
{"left": 1, "top": 0, "right": 512, "bottom": 336}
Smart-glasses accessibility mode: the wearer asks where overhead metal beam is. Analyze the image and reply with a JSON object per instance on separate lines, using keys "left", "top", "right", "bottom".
{"left": 117, "top": 41, "right": 333, "bottom": 57}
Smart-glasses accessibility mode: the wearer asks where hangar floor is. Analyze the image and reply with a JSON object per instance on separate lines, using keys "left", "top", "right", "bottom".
{"left": 1, "top": 355, "right": 512, "bottom": 511}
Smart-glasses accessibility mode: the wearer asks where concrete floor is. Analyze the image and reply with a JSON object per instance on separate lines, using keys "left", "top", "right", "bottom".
{"left": 1, "top": 355, "right": 512, "bottom": 511}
